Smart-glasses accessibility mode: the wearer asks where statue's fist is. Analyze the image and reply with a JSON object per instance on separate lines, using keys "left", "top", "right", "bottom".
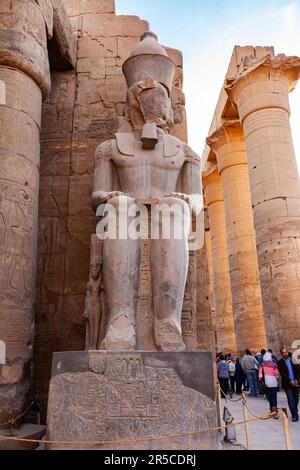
{"left": 168, "top": 192, "right": 192, "bottom": 204}
{"left": 92, "top": 191, "right": 129, "bottom": 210}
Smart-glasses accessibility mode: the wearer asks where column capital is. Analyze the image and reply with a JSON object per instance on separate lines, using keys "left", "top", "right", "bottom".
{"left": 206, "top": 121, "right": 247, "bottom": 173}
{"left": 0, "top": 0, "right": 51, "bottom": 96}
{"left": 202, "top": 168, "right": 224, "bottom": 206}
{"left": 225, "top": 54, "right": 300, "bottom": 122}
{"left": 206, "top": 120, "right": 244, "bottom": 152}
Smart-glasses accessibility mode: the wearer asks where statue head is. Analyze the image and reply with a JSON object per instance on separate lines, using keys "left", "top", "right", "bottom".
{"left": 125, "top": 79, "right": 174, "bottom": 133}
{"left": 122, "top": 32, "right": 176, "bottom": 147}
{"left": 90, "top": 261, "right": 100, "bottom": 280}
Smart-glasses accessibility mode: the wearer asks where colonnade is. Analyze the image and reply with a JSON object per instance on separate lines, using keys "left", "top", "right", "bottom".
{"left": 204, "top": 54, "right": 300, "bottom": 355}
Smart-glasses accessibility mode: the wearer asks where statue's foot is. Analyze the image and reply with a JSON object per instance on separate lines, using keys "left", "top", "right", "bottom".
{"left": 100, "top": 325, "right": 136, "bottom": 351}
{"left": 155, "top": 320, "right": 186, "bottom": 352}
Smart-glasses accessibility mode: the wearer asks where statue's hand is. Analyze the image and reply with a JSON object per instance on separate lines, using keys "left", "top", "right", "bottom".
{"left": 92, "top": 191, "right": 129, "bottom": 210}
{"left": 106, "top": 191, "right": 130, "bottom": 201}
{"left": 168, "top": 192, "right": 192, "bottom": 204}
{"left": 168, "top": 193, "right": 203, "bottom": 216}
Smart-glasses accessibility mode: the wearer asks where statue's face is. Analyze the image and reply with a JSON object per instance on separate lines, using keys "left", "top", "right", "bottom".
{"left": 91, "top": 262, "right": 100, "bottom": 280}
{"left": 125, "top": 80, "right": 174, "bottom": 131}
{"left": 139, "top": 84, "right": 173, "bottom": 128}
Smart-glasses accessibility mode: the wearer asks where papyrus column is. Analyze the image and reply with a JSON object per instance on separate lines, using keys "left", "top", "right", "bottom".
{"left": 203, "top": 169, "right": 236, "bottom": 353}
{"left": 226, "top": 55, "right": 300, "bottom": 353}
{"left": 0, "top": 0, "right": 50, "bottom": 428}
{"left": 207, "top": 122, "right": 267, "bottom": 354}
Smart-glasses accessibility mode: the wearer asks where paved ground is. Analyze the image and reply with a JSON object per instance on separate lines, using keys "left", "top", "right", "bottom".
{"left": 220, "top": 391, "right": 300, "bottom": 450}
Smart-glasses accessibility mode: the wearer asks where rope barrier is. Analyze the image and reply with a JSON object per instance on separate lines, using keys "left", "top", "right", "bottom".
{"left": 0, "top": 412, "right": 275, "bottom": 447}
{"left": 218, "top": 384, "right": 244, "bottom": 403}
{"left": 218, "top": 382, "right": 277, "bottom": 421}
{"left": 241, "top": 397, "right": 273, "bottom": 421}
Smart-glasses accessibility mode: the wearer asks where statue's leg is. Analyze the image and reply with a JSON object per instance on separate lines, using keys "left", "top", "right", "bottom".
{"left": 151, "top": 197, "right": 190, "bottom": 351}
{"left": 101, "top": 196, "right": 140, "bottom": 350}
{"left": 91, "top": 298, "right": 101, "bottom": 350}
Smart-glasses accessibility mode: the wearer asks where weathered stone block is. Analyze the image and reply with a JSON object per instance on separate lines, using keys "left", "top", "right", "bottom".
{"left": 79, "top": 0, "right": 115, "bottom": 14}
{"left": 63, "top": 0, "right": 80, "bottom": 17}
{"left": 47, "top": 351, "right": 218, "bottom": 450}
{"left": 165, "top": 47, "right": 183, "bottom": 67}
{"left": 82, "top": 14, "right": 148, "bottom": 38}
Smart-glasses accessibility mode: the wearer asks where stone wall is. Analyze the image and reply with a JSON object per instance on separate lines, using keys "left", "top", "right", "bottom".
{"left": 33, "top": 0, "right": 191, "bottom": 419}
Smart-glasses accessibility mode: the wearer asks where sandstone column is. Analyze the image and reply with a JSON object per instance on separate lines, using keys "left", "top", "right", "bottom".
{"left": 203, "top": 169, "right": 237, "bottom": 353}
{"left": 0, "top": 0, "right": 50, "bottom": 428}
{"left": 207, "top": 122, "right": 267, "bottom": 354}
{"left": 226, "top": 55, "right": 300, "bottom": 352}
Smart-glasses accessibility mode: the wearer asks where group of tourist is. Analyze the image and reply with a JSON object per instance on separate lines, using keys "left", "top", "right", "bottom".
{"left": 217, "top": 348, "right": 300, "bottom": 422}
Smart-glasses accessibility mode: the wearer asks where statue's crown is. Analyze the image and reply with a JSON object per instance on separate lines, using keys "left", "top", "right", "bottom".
{"left": 122, "top": 31, "right": 176, "bottom": 97}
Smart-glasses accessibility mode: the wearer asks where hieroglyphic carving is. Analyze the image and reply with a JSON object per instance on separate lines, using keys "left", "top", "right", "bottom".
{"left": 182, "top": 252, "right": 197, "bottom": 350}
{"left": 47, "top": 353, "right": 217, "bottom": 449}
{"left": 0, "top": 181, "right": 37, "bottom": 305}
{"left": 136, "top": 238, "right": 156, "bottom": 351}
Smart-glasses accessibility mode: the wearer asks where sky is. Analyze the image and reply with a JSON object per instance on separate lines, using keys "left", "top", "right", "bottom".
{"left": 116, "top": 0, "right": 300, "bottom": 172}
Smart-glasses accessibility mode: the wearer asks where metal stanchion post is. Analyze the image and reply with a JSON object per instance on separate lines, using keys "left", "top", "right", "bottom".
{"left": 217, "top": 383, "right": 223, "bottom": 434}
{"left": 280, "top": 409, "right": 292, "bottom": 450}
{"left": 242, "top": 392, "right": 251, "bottom": 450}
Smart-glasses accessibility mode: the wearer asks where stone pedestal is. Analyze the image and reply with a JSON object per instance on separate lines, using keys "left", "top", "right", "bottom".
{"left": 203, "top": 170, "right": 237, "bottom": 353}
{"left": 226, "top": 55, "right": 300, "bottom": 352}
{"left": 46, "top": 351, "right": 219, "bottom": 450}
{"left": 207, "top": 122, "right": 267, "bottom": 354}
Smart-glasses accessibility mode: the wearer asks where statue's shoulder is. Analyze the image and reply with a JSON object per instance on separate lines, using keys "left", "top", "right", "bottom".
{"left": 95, "top": 139, "right": 116, "bottom": 161}
{"left": 115, "top": 132, "right": 135, "bottom": 156}
{"left": 163, "top": 134, "right": 183, "bottom": 158}
{"left": 183, "top": 143, "right": 201, "bottom": 166}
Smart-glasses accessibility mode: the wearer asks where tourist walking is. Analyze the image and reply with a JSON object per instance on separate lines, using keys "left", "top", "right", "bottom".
{"left": 241, "top": 349, "right": 260, "bottom": 397}
{"left": 259, "top": 352, "right": 280, "bottom": 419}
{"left": 235, "top": 357, "right": 246, "bottom": 394}
{"left": 228, "top": 356, "right": 236, "bottom": 394}
{"left": 217, "top": 355, "right": 230, "bottom": 398}
{"left": 278, "top": 348, "right": 300, "bottom": 422}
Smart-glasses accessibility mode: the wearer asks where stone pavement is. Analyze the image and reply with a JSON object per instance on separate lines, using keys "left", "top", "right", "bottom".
{"left": 221, "top": 392, "right": 300, "bottom": 450}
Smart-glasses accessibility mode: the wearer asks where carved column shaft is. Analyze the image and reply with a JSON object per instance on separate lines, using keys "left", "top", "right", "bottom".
{"left": 207, "top": 122, "right": 267, "bottom": 354}
{"left": 203, "top": 170, "right": 237, "bottom": 353}
{"left": 195, "top": 209, "right": 217, "bottom": 352}
{"left": 227, "top": 57, "right": 300, "bottom": 352}
{"left": 0, "top": 0, "right": 50, "bottom": 428}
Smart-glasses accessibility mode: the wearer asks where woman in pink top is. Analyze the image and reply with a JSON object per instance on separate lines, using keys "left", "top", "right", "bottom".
{"left": 259, "top": 353, "right": 280, "bottom": 419}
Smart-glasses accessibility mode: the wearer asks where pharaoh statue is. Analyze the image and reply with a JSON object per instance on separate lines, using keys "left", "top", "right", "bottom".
{"left": 87, "top": 32, "right": 203, "bottom": 352}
